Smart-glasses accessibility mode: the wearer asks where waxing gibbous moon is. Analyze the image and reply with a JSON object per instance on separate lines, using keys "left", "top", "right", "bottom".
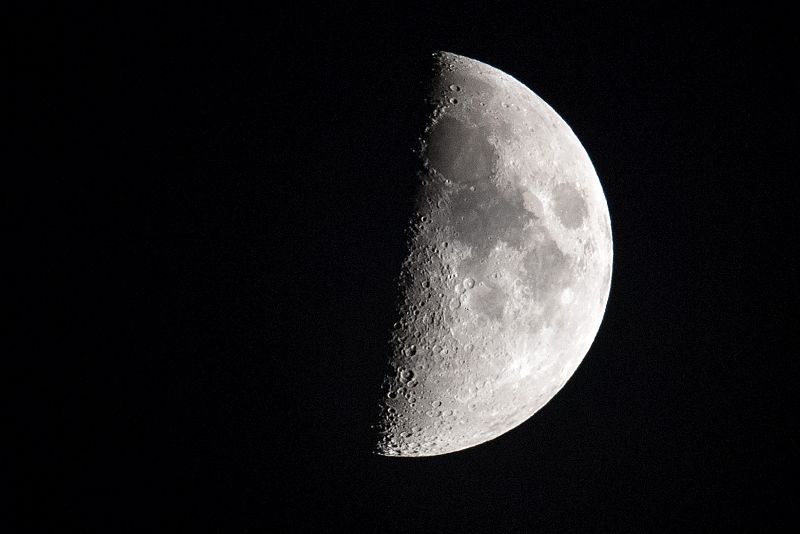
{"left": 374, "top": 52, "right": 612, "bottom": 457}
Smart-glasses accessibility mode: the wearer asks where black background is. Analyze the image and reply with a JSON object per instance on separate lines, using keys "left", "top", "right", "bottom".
{"left": 15, "top": 2, "right": 796, "bottom": 531}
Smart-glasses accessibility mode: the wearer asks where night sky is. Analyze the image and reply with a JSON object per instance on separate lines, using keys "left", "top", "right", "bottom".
{"left": 16, "top": 3, "right": 795, "bottom": 531}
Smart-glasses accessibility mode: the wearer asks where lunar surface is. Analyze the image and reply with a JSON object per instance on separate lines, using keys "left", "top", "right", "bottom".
{"left": 374, "top": 52, "right": 612, "bottom": 457}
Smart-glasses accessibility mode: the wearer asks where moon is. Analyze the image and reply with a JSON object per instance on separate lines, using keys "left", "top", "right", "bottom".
{"left": 374, "top": 52, "right": 613, "bottom": 457}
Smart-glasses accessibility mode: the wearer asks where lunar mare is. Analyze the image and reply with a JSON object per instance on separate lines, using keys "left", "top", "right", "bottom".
{"left": 375, "top": 52, "right": 612, "bottom": 457}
